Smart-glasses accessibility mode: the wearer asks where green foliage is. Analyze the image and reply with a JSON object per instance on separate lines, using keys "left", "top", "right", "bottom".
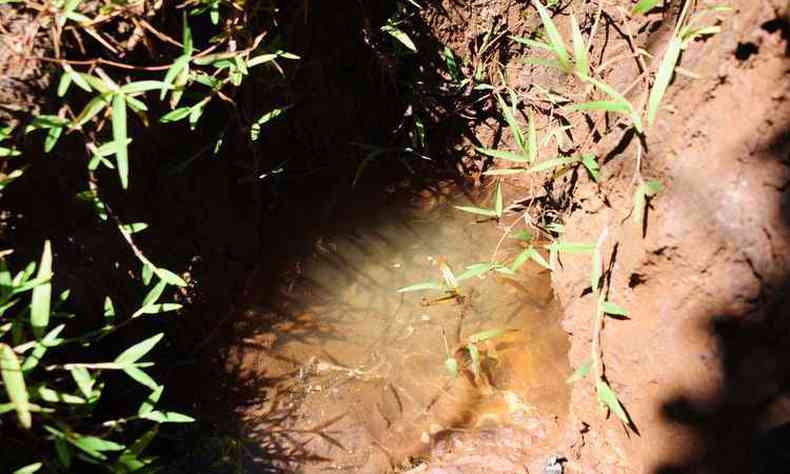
{"left": 0, "top": 243, "right": 191, "bottom": 471}
{"left": 454, "top": 179, "right": 504, "bottom": 219}
{"left": 0, "top": 2, "right": 294, "bottom": 469}
{"left": 647, "top": 4, "right": 729, "bottom": 127}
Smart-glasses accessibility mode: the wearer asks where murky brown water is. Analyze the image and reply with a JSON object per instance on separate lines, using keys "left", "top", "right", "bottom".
{"left": 231, "top": 182, "right": 569, "bottom": 472}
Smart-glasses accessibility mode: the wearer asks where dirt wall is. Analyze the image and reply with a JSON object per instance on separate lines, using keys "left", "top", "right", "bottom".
{"left": 551, "top": 2, "right": 790, "bottom": 472}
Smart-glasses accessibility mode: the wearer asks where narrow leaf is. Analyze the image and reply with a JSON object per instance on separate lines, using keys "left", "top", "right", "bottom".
{"left": 602, "top": 301, "right": 629, "bottom": 316}
{"left": 529, "top": 155, "right": 579, "bottom": 173}
{"left": 648, "top": 37, "right": 682, "bottom": 127}
{"left": 111, "top": 94, "right": 129, "bottom": 189}
{"left": 456, "top": 263, "right": 495, "bottom": 281}
{"left": 546, "top": 241, "right": 594, "bottom": 254}
{"left": 581, "top": 154, "right": 600, "bottom": 181}
{"left": 30, "top": 240, "right": 52, "bottom": 339}
{"left": 153, "top": 267, "right": 186, "bottom": 287}
{"left": 139, "top": 410, "right": 195, "bottom": 423}
{"left": 381, "top": 25, "right": 417, "bottom": 52}
{"left": 13, "top": 463, "right": 43, "bottom": 474}
{"left": 596, "top": 379, "right": 629, "bottom": 424}
{"left": 397, "top": 281, "right": 441, "bottom": 293}
{"left": 141, "top": 279, "right": 167, "bottom": 308}
{"left": 120, "top": 81, "right": 169, "bottom": 94}
{"left": 114, "top": 333, "right": 164, "bottom": 365}
{"left": 160, "top": 107, "right": 191, "bottom": 123}
{"left": 533, "top": 0, "right": 570, "bottom": 72}
{"left": 453, "top": 206, "right": 498, "bottom": 217}
{"left": 632, "top": 0, "right": 660, "bottom": 15}
{"left": 568, "top": 100, "right": 631, "bottom": 114}
{"left": 570, "top": 13, "right": 588, "bottom": 78}
{"left": 74, "top": 94, "right": 110, "bottom": 127}
{"left": 0, "top": 344, "right": 31, "bottom": 428}
{"left": 138, "top": 386, "right": 163, "bottom": 416}
{"left": 566, "top": 359, "right": 592, "bottom": 383}
{"left": 123, "top": 366, "right": 159, "bottom": 389}
{"left": 511, "top": 248, "right": 531, "bottom": 272}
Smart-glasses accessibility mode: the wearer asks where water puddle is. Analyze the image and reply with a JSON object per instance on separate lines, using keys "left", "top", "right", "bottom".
{"left": 229, "top": 180, "right": 570, "bottom": 472}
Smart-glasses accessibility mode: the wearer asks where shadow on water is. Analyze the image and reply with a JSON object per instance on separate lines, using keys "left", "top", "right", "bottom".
{"left": 653, "top": 126, "right": 790, "bottom": 474}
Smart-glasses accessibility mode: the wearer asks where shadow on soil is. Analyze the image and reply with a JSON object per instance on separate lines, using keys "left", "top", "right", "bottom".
{"left": 0, "top": 0, "right": 517, "bottom": 471}
{"left": 654, "top": 127, "right": 790, "bottom": 474}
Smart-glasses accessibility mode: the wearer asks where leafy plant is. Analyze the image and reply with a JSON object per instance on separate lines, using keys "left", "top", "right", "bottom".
{"left": 453, "top": 179, "right": 504, "bottom": 219}
{"left": 1, "top": 242, "right": 192, "bottom": 472}
{"left": 647, "top": 4, "right": 730, "bottom": 127}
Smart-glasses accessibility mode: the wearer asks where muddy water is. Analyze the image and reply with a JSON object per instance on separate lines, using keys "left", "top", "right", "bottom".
{"left": 233, "top": 182, "right": 569, "bottom": 472}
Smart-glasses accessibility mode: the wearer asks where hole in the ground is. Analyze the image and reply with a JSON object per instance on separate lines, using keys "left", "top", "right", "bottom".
{"left": 152, "top": 2, "right": 573, "bottom": 472}
{"left": 212, "top": 183, "right": 572, "bottom": 472}
{"left": 735, "top": 42, "right": 759, "bottom": 61}
{"left": 761, "top": 17, "right": 790, "bottom": 57}
{"left": 629, "top": 273, "right": 647, "bottom": 288}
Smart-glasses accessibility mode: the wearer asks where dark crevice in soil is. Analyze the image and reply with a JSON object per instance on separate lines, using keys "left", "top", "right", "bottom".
{"left": 734, "top": 42, "right": 759, "bottom": 61}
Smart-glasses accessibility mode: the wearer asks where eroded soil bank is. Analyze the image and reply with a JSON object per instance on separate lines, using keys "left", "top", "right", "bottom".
{"left": 546, "top": 1, "right": 790, "bottom": 473}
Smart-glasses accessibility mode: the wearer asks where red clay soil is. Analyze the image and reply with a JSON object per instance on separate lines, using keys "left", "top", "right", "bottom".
{"left": 547, "top": 1, "right": 790, "bottom": 473}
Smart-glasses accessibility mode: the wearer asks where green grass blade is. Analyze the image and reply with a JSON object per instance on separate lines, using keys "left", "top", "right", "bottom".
{"left": 497, "top": 93, "right": 525, "bottom": 152}
{"left": 153, "top": 267, "right": 187, "bottom": 287}
{"left": 570, "top": 13, "right": 588, "bottom": 78}
{"left": 30, "top": 241, "right": 52, "bottom": 340}
{"left": 602, "top": 301, "right": 629, "bottom": 316}
{"left": 648, "top": 37, "right": 682, "bottom": 127}
{"left": 533, "top": 0, "right": 570, "bottom": 72}
{"left": 181, "top": 12, "right": 193, "bottom": 56}
{"left": 160, "top": 107, "right": 191, "bottom": 123}
{"left": 568, "top": 100, "right": 631, "bottom": 114}
{"left": 566, "top": 359, "right": 592, "bottom": 383}
{"left": 1, "top": 344, "right": 31, "bottom": 429}
{"left": 581, "top": 153, "right": 600, "bottom": 181}
{"left": 381, "top": 25, "right": 417, "bottom": 52}
{"left": 161, "top": 55, "right": 190, "bottom": 100}
{"left": 476, "top": 147, "right": 530, "bottom": 163}
{"left": 456, "top": 262, "right": 495, "bottom": 281}
{"left": 510, "top": 248, "right": 531, "bottom": 272}
{"left": 111, "top": 94, "right": 129, "bottom": 189}
{"left": 397, "top": 281, "right": 442, "bottom": 293}
{"left": 632, "top": 0, "right": 660, "bottom": 15}
{"left": 13, "top": 462, "right": 43, "bottom": 473}
{"left": 454, "top": 206, "right": 498, "bottom": 217}
{"left": 494, "top": 180, "right": 503, "bottom": 217}
{"left": 644, "top": 179, "right": 663, "bottom": 196}
{"left": 527, "top": 247, "right": 551, "bottom": 270}
{"left": 74, "top": 95, "right": 110, "bottom": 127}
{"left": 483, "top": 168, "right": 528, "bottom": 176}
{"left": 510, "top": 36, "right": 554, "bottom": 52}
{"left": 522, "top": 57, "right": 563, "bottom": 69}
{"left": 596, "top": 379, "right": 630, "bottom": 425}
{"left": 120, "top": 81, "right": 169, "bottom": 95}
{"left": 529, "top": 155, "right": 579, "bottom": 173}
{"left": 114, "top": 333, "right": 164, "bottom": 366}
{"left": 57, "top": 70, "right": 72, "bottom": 97}
{"left": 587, "top": 77, "right": 630, "bottom": 104}
{"left": 546, "top": 241, "right": 594, "bottom": 254}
